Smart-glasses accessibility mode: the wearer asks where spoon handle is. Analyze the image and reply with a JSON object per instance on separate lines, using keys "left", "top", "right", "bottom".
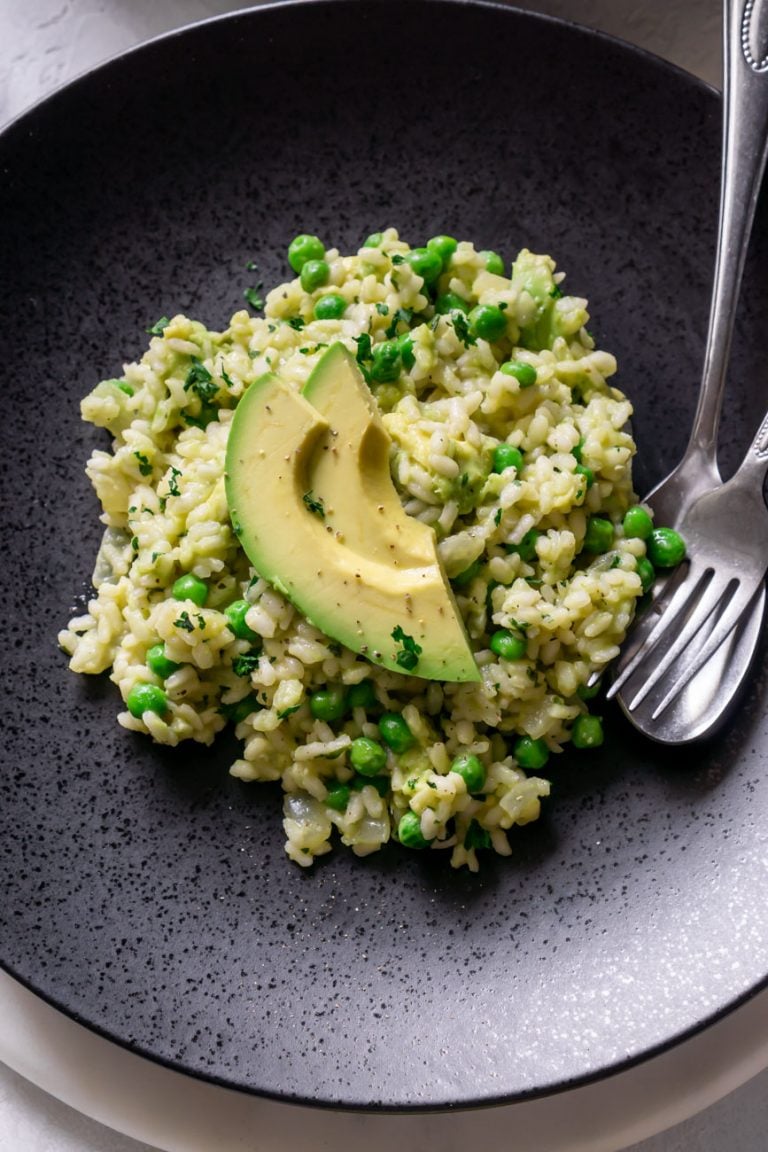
{"left": 686, "top": 0, "right": 768, "bottom": 461}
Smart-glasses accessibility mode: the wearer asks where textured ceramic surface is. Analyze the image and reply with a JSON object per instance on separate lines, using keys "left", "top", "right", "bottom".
{"left": 1, "top": 0, "right": 767, "bottom": 1111}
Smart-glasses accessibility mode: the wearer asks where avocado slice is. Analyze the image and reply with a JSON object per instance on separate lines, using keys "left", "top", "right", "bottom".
{"left": 225, "top": 354, "right": 479, "bottom": 682}
{"left": 302, "top": 343, "right": 435, "bottom": 569}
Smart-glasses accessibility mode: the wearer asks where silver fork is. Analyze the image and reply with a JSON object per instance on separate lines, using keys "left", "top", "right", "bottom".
{"left": 608, "top": 0, "right": 768, "bottom": 736}
{"left": 639, "top": 0, "right": 768, "bottom": 528}
{"left": 608, "top": 413, "right": 768, "bottom": 720}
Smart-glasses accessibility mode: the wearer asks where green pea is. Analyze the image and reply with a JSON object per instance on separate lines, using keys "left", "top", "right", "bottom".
{"left": 583, "top": 517, "right": 614, "bottom": 554}
{"left": 224, "top": 694, "right": 261, "bottom": 724}
{"left": 398, "top": 810, "right": 429, "bottom": 849}
{"left": 146, "top": 644, "right": 181, "bottom": 679}
{"left": 426, "top": 235, "right": 458, "bottom": 265}
{"left": 347, "top": 680, "right": 378, "bottom": 710}
{"left": 577, "top": 677, "right": 602, "bottom": 700}
{"left": 468, "top": 303, "right": 507, "bottom": 342}
{"left": 300, "top": 258, "right": 330, "bottom": 292}
{"left": 397, "top": 332, "right": 415, "bottom": 370}
{"left": 364, "top": 232, "right": 383, "bottom": 248}
{"left": 313, "top": 293, "right": 347, "bottom": 320}
{"left": 480, "top": 250, "right": 505, "bottom": 276}
{"left": 623, "top": 505, "right": 654, "bottom": 540}
{"left": 224, "top": 599, "right": 258, "bottom": 642}
{"left": 126, "top": 682, "right": 168, "bottom": 719}
{"left": 450, "top": 753, "right": 485, "bottom": 793}
{"left": 493, "top": 443, "right": 524, "bottom": 474}
{"left": 575, "top": 464, "right": 594, "bottom": 490}
{"left": 513, "top": 735, "right": 550, "bottom": 770}
{"left": 571, "top": 714, "right": 604, "bottom": 749}
{"left": 635, "top": 555, "right": 656, "bottom": 593}
{"left": 325, "top": 783, "right": 351, "bottom": 811}
{"left": 288, "top": 233, "right": 325, "bottom": 272}
{"left": 309, "top": 686, "right": 347, "bottom": 722}
{"left": 490, "top": 629, "right": 527, "bottom": 661}
{"left": 647, "top": 526, "right": 686, "bottom": 568}
{"left": 369, "top": 341, "right": 402, "bottom": 383}
{"left": 349, "top": 736, "right": 388, "bottom": 776}
{"left": 505, "top": 529, "right": 540, "bottom": 563}
{"left": 404, "top": 247, "right": 443, "bottom": 285}
{"left": 452, "top": 557, "right": 483, "bottom": 587}
{"left": 500, "top": 360, "right": 537, "bottom": 387}
{"left": 435, "top": 291, "right": 470, "bottom": 315}
{"left": 172, "top": 573, "right": 208, "bottom": 606}
{"left": 378, "top": 712, "right": 414, "bottom": 753}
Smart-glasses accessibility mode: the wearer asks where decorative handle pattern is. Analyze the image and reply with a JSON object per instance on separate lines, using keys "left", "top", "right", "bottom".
{"left": 742, "top": 0, "right": 768, "bottom": 71}
{"left": 753, "top": 411, "right": 768, "bottom": 459}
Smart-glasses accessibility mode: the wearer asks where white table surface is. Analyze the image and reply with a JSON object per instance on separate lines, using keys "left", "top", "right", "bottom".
{"left": 2, "top": 2, "right": 767, "bottom": 1150}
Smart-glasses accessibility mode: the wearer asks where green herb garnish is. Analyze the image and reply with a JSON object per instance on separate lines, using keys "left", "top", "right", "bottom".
{"left": 302, "top": 491, "right": 325, "bottom": 518}
{"left": 385, "top": 307, "right": 413, "bottom": 339}
{"left": 392, "top": 625, "right": 422, "bottom": 671}
{"left": 233, "top": 651, "right": 261, "bottom": 678}
{"left": 244, "top": 287, "right": 264, "bottom": 310}
{"left": 451, "top": 311, "right": 476, "bottom": 348}
{"left": 133, "top": 452, "right": 152, "bottom": 477}
{"left": 146, "top": 316, "right": 170, "bottom": 336}
{"left": 184, "top": 357, "right": 218, "bottom": 403}
{"left": 167, "top": 467, "right": 182, "bottom": 497}
{"left": 174, "top": 611, "right": 195, "bottom": 633}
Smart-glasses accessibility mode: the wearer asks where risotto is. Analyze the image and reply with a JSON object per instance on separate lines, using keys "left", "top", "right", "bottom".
{"left": 59, "top": 229, "right": 652, "bottom": 870}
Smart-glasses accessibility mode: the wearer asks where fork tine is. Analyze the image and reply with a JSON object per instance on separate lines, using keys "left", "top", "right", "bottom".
{"left": 606, "top": 563, "right": 709, "bottom": 698}
{"left": 649, "top": 575, "right": 766, "bottom": 718}
{"left": 618, "top": 572, "right": 736, "bottom": 711}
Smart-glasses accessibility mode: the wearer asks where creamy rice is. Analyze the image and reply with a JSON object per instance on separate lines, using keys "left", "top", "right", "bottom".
{"left": 59, "top": 229, "right": 647, "bottom": 870}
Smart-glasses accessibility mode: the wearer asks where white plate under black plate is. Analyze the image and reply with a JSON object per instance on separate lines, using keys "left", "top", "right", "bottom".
{"left": 1, "top": 0, "right": 768, "bottom": 1111}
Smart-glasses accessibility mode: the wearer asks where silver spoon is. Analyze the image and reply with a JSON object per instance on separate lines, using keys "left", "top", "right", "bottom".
{"left": 612, "top": 0, "right": 768, "bottom": 744}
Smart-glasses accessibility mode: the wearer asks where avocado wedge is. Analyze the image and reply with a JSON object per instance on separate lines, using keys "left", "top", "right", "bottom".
{"left": 225, "top": 347, "right": 479, "bottom": 682}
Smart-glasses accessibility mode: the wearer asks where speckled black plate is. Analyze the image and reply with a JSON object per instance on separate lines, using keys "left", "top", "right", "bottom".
{"left": 2, "top": 0, "right": 768, "bottom": 1112}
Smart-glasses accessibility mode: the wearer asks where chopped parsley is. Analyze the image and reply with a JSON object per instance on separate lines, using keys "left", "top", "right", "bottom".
{"left": 354, "top": 332, "right": 373, "bottom": 363}
{"left": 174, "top": 611, "right": 195, "bottom": 633}
{"left": 244, "top": 286, "right": 264, "bottom": 310}
{"left": 352, "top": 332, "right": 376, "bottom": 382}
{"left": 549, "top": 284, "right": 563, "bottom": 299}
{"left": 385, "top": 307, "right": 413, "bottom": 339}
{"left": 302, "top": 490, "right": 326, "bottom": 518}
{"left": 220, "top": 367, "right": 235, "bottom": 389}
{"left": 131, "top": 536, "right": 139, "bottom": 551}
{"left": 183, "top": 357, "right": 218, "bottom": 403}
{"left": 494, "top": 508, "right": 503, "bottom": 527}
{"left": 233, "top": 651, "right": 261, "bottom": 678}
{"left": 277, "top": 704, "right": 302, "bottom": 719}
{"left": 392, "top": 625, "right": 422, "bottom": 671}
{"left": 376, "top": 302, "right": 389, "bottom": 316}
{"left": 246, "top": 259, "right": 259, "bottom": 271}
{"left": 451, "top": 310, "right": 476, "bottom": 348}
{"left": 465, "top": 821, "right": 491, "bottom": 851}
{"left": 133, "top": 451, "right": 152, "bottom": 477}
{"left": 146, "top": 316, "right": 170, "bottom": 336}
{"left": 391, "top": 254, "right": 405, "bottom": 265}
{"left": 183, "top": 404, "right": 218, "bottom": 429}
{"left": 287, "top": 316, "right": 305, "bottom": 330}
{"left": 167, "top": 467, "right": 182, "bottom": 497}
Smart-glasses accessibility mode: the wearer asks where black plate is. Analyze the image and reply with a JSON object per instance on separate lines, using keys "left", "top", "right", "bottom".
{"left": 2, "top": 0, "right": 768, "bottom": 1111}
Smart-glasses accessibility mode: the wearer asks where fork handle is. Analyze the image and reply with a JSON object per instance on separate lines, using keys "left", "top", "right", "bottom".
{"left": 685, "top": 0, "right": 768, "bottom": 465}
